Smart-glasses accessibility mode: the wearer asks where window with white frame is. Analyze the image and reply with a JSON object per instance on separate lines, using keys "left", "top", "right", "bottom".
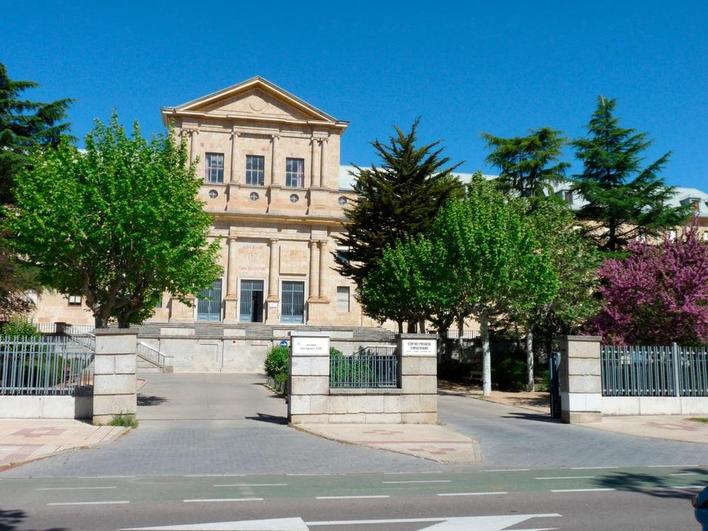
{"left": 285, "top": 158, "right": 305, "bottom": 188}
{"left": 245, "top": 155, "right": 265, "bottom": 186}
{"left": 205, "top": 152, "right": 224, "bottom": 184}
{"left": 336, "top": 286, "right": 350, "bottom": 312}
{"left": 68, "top": 295, "right": 81, "bottom": 306}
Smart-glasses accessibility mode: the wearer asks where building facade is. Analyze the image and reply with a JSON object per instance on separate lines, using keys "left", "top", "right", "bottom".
{"left": 31, "top": 77, "right": 379, "bottom": 329}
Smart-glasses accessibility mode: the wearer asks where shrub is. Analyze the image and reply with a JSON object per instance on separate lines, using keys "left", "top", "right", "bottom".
{"left": 265, "top": 346, "right": 289, "bottom": 379}
{"left": 492, "top": 355, "right": 526, "bottom": 391}
{"left": 109, "top": 414, "right": 138, "bottom": 428}
{"left": 1, "top": 318, "right": 40, "bottom": 337}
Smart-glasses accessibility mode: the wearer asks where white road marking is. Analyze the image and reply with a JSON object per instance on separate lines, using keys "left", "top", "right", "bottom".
{"left": 551, "top": 488, "right": 616, "bottom": 493}
{"left": 485, "top": 468, "right": 531, "bottom": 472}
{"left": 670, "top": 485, "right": 705, "bottom": 489}
{"left": 213, "top": 483, "right": 288, "bottom": 487}
{"left": 37, "top": 486, "right": 117, "bottom": 491}
{"left": 381, "top": 479, "right": 451, "bottom": 484}
{"left": 569, "top": 466, "right": 618, "bottom": 470}
{"left": 535, "top": 476, "right": 596, "bottom": 480}
{"left": 437, "top": 491, "right": 507, "bottom": 497}
{"left": 47, "top": 500, "right": 130, "bottom": 506}
{"left": 79, "top": 476, "right": 137, "bottom": 479}
{"left": 315, "top": 495, "right": 390, "bottom": 500}
{"left": 183, "top": 474, "right": 245, "bottom": 478}
{"left": 647, "top": 464, "right": 700, "bottom": 468}
{"left": 183, "top": 498, "right": 263, "bottom": 503}
{"left": 670, "top": 472, "right": 700, "bottom": 476}
{"left": 121, "top": 514, "right": 561, "bottom": 530}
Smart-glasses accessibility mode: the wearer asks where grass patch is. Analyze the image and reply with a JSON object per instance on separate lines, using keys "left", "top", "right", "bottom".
{"left": 108, "top": 413, "right": 138, "bottom": 428}
{"left": 688, "top": 417, "right": 708, "bottom": 424}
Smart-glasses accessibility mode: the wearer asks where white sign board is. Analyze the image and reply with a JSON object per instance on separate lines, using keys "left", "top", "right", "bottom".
{"left": 401, "top": 339, "right": 437, "bottom": 356}
{"left": 292, "top": 336, "right": 329, "bottom": 356}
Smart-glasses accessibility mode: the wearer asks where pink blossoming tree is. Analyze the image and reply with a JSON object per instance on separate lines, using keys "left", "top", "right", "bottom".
{"left": 593, "top": 221, "right": 708, "bottom": 345}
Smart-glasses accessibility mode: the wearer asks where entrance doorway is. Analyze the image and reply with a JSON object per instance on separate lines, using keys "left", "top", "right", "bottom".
{"left": 197, "top": 279, "right": 222, "bottom": 321}
{"left": 281, "top": 280, "right": 305, "bottom": 324}
{"left": 239, "top": 279, "right": 264, "bottom": 322}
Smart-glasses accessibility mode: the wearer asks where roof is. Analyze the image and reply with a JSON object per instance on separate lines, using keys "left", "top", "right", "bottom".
{"left": 338, "top": 165, "right": 708, "bottom": 216}
{"left": 161, "top": 76, "right": 348, "bottom": 128}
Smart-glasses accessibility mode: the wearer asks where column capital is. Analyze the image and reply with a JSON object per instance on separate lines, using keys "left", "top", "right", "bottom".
{"left": 271, "top": 133, "right": 280, "bottom": 141}
{"left": 269, "top": 237, "right": 279, "bottom": 244}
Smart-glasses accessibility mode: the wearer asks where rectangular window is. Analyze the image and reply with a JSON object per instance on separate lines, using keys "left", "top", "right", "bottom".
{"left": 336, "top": 286, "right": 350, "bottom": 312}
{"left": 245, "top": 155, "right": 265, "bottom": 186}
{"left": 197, "top": 279, "right": 222, "bottom": 322}
{"left": 68, "top": 295, "right": 81, "bottom": 306}
{"left": 335, "top": 247, "right": 350, "bottom": 265}
{"left": 281, "top": 281, "right": 305, "bottom": 323}
{"left": 285, "top": 158, "right": 305, "bottom": 188}
{"left": 239, "top": 280, "right": 264, "bottom": 323}
{"left": 205, "top": 153, "right": 224, "bottom": 184}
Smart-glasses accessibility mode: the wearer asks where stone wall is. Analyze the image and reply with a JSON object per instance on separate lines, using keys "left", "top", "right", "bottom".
{"left": 136, "top": 323, "right": 397, "bottom": 373}
{"left": 0, "top": 395, "right": 92, "bottom": 420}
{"left": 288, "top": 332, "right": 438, "bottom": 424}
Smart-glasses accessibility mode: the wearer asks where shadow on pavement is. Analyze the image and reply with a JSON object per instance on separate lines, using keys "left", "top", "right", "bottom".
{"left": 137, "top": 394, "right": 168, "bottom": 406}
{"left": 0, "top": 508, "right": 67, "bottom": 531}
{"left": 500, "top": 411, "right": 560, "bottom": 424}
{"left": 245, "top": 413, "right": 288, "bottom": 425}
{"left": 593, "top": 468, "right": 708, "bottom": 499}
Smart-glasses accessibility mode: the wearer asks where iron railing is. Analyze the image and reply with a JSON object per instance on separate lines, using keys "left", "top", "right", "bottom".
{"left": 137, "top": 341, "right": 171, "bottom": 368}
{"left": 329, "top": 346, "right": 399, "bottom": 388}
{"left": 601, "top": 343, "right": 708, "bottom": 397}
{"left": 0, "top": 336, "right": 94, "bottom": 396}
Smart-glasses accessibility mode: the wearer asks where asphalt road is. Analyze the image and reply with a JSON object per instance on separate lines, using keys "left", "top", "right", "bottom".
{"left": 0, "top": 466, "right": 704, "bottom": 530}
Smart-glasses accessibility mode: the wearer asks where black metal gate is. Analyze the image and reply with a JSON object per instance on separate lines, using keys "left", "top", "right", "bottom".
{"left": 549, "top": 352, "right": 561, "bottom": 419}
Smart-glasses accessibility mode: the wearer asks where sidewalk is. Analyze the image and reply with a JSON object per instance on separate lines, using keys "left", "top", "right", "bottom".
{"left": 587, "top": 415, "right": 708, "bottom": 444}
{"left": 296, "top": 423, "right": 482, "bottom": 464}
{"left": 0, "top": 419, "right": 128, "bottom": 471}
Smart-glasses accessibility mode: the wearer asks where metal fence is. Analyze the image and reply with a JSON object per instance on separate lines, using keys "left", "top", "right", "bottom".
{"left": 601, "top": 343, "right": 708, "bottom": 397}
{"left": 137, "top": 341, "right": 171, "bottom": 368}
{"left": 329, "top": 346, "right": 399, "bottom": 388}
{"left": 0, "top": 336, "right": 94, "bottom": 396}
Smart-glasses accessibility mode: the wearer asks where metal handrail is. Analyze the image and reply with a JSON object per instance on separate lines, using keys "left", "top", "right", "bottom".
{"left": 137, "top": 341, "right": 172, "bottom": 368}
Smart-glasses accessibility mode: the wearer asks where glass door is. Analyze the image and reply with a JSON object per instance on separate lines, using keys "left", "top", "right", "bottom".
{"left": 281, "top": 281, "right": 305, "bottom": 324}
{"left": 197, "top": 279, "right": 222, "bottom": 321}
{"left": 239, "top": 280, "right": 264, "bottom": 322}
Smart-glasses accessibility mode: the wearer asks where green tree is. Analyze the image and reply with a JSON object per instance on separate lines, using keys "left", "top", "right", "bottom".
{"left": 0, "top": 63, "right": 73, "bottom": 206}
{"left": 572, "top": 97, "right": 691, "bottom": 252}
{"left": 500, "top": 196, "right": 601, "bottom": 390}
{"left": 0, "top": 63, "right": 72, "bottom": 317}
{"left": 6, "top": 113, "right": 221, "bottom": 328}
{"left": 431, "top": 177, "right": 558, "bottom": 395}
{"left": 336, "top": 119, "right": 463, "bottom": 295}
{"left": 482, "top": 127, "right": 568, "bottom": 198}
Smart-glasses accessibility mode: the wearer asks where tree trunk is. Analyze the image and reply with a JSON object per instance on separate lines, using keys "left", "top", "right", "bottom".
{"left": 407, "top": 321, "right": 417, "bottom": 333}
{"left": 94, "top": 316, "right": 104, "bottom": 329}
{"left": 526, "top": 330, "right": 534, "bottom": 392}
{"left": 418, "top": 318, "right": 426, "bottom": 334}
{"left": 457, "top": 315, "right": 464, "bottom": 351}
{"left": 397, "top": 320, "right": 403, "bottom": 334}
{"left": 481, "top": 313, "right": 491, "bottom": 397}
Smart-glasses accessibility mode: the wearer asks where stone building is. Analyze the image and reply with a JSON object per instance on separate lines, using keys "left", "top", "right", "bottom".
{"left": 30, "top": 77, "right": 379, "bottom": 329}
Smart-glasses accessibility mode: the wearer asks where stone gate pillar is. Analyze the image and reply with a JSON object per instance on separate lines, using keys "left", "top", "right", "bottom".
{"left": 559, "top": 335, "right": 602, "bottom": 424}
{"left": 93, "top": 329, "right": 137, "bottom": 425}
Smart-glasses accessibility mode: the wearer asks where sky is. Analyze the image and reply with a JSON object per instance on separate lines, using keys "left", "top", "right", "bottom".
{"left": 2, "top": 1, "right": 707, "bottom": 190}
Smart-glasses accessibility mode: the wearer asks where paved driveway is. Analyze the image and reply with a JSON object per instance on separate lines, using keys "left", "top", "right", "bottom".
{"left": 3, "top": 374, "right": 708, "bottom": 478}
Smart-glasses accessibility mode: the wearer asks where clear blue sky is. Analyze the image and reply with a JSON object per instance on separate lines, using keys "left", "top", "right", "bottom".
{"left": 3, "top": 1, "right": 707, "bottom": 189}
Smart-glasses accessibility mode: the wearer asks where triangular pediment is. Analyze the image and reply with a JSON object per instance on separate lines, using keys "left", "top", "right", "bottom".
{"left": 168, "top": 77, "right": 342, "bottom": 124}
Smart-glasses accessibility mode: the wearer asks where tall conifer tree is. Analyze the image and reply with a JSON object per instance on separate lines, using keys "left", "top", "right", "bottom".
{"left": 336, "top": 119, "right": 463, "bottom": 285}
{"left": 572, "top": 97, "right": 690, "bottom": 252}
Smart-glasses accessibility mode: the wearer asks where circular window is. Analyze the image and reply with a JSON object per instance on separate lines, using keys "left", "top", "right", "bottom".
{"left": 249, "top": 192, "right": 259, "bottom": 201}
{"left": 208, "top": 189, "right": 218, "bottom": 199}
{"left": 289, "top": 193, "right": 299, "bottom": 203}
{"left": 338, "top": 196, "right": 348, "bottom": 205}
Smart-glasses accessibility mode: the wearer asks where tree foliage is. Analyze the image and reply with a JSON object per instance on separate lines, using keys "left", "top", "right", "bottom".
{"left": 572, "top": 97, "right": 690, "bottom": 252}
{"left": 430, "top": 177, "right": 558, "bottom": 394}
{"left": 6, "top": 113, "right": 222, "bottom": 327}
{"left": 0, "top": 63, "right": 73, "bottom": 206}
{"left": 336, "top": 119, "right": 463, "bottom": 286}
{"left": 593, "top": 222, "right": 708, "bottom": 345}
{"left": 482, "top": 127, "right": 569, "bottom": 198}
